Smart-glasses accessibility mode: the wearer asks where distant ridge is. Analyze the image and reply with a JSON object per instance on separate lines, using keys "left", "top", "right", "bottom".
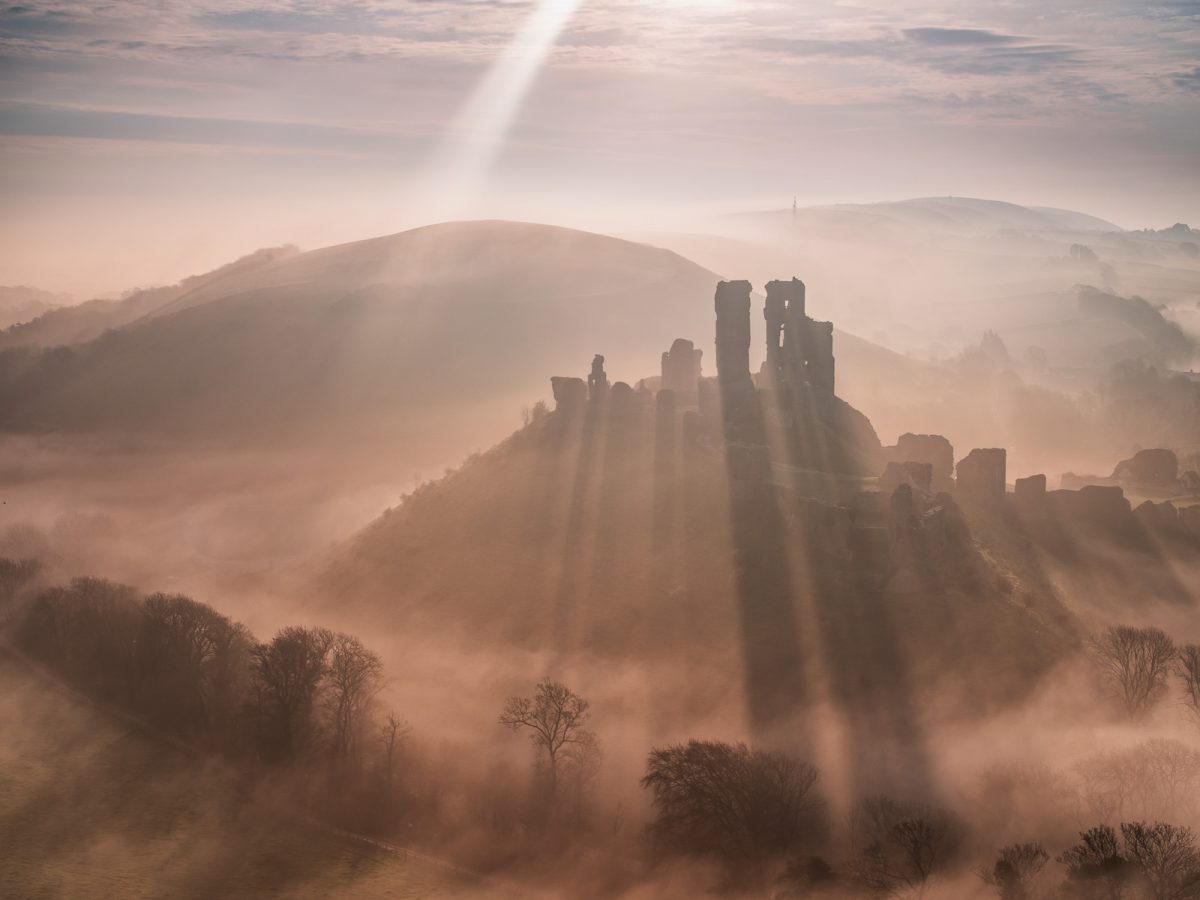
{"left": 737, "top": 196, "right": 1122, "bottom": 233}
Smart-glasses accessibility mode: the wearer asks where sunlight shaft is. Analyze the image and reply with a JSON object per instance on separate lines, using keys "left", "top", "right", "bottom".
{"left": 424, "top": 0, "right": 584, "bottom": 218}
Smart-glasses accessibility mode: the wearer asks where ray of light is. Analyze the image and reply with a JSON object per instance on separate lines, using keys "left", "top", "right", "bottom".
{"left": 423, "top": 0, "right": 584, "bottom": 219}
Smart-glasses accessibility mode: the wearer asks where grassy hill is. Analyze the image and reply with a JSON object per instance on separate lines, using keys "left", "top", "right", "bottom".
{"left": 0, "top": 650, "right": 500, "bottom": 900}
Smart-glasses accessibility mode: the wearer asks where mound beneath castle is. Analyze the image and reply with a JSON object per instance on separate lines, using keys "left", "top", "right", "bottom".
{"left": 315, "top": 280, "right": 1100, "bottom": 743}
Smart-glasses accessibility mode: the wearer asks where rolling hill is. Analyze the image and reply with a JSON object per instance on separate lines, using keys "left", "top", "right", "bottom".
{"left": 0, "top": 222, "right": 722, "bottom": 445}
{"left": 0, "top": 286, "right": 68, "bottom": 331}
{"left": 0, "top": 247, "right": 298, "bottom": 352}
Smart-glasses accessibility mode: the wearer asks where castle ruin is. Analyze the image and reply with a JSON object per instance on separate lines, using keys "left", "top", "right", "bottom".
{"left": 547, "top": 277, "right": 1200, "bottom": 576}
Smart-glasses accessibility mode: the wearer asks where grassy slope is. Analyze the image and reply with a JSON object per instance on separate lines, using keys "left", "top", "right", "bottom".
{"left": 0, "top": 652, "right": 498, "bottom": 900}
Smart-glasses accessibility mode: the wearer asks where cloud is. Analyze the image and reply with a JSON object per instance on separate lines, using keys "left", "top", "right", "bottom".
{"left": 1174, "top": 67, "right": 1200, "bottom": 90}
{"left": 748, "top": 25, "right": 1083, "bottom": 77}
{"left": 916, "top": 42, "right": 1084, "bottom": 76}
{"left": 0, "top": 101, "right": 423, "bottom": 156}
{"left": 902, "top": 27, "right": 1022, "bottom": 46}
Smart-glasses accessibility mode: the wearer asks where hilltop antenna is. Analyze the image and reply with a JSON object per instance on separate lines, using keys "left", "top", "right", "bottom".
{"left": 792, "top": 195, "right": 797, "bottom": 226}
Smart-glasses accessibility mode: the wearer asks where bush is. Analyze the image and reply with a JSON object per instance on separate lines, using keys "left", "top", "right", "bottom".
{"left": 641, "top": 739, "right": 824, "bottom": 871}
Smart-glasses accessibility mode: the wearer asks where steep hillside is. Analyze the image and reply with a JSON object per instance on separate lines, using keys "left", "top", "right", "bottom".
{"left": 0, "top": 652, "right": 492, "bottom": 899}
{"left": 314, "top": 405, "right": 1083, "bottom": 731}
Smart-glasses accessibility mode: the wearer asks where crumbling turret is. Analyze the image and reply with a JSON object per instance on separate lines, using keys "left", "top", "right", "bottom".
{"left": 660, "top": 338, "right": 702, "bottom": 396}
{"left": 714, "top": 280, "right": 753, "bottom": 389}
{"left": 759, "top": 278, "right": 835, "bottom": 397}
{"left": 588, "top": 354, "right": 609, "bottom": 402}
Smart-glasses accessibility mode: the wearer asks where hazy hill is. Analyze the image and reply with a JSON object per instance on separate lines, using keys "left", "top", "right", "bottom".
{"left": 731, "top": 197, "right": 1121, "bottom": 235}
{"left": 0, "top": 286, "right": 68, "bottom": 330}
{"left": 0, "top": 246, "right": 298, "bottom": 352}
{"left": 825, "top": 197, "right": 1121, "bottom": 233}
{"left": 0, "top": 222, "right": 752, "bottom": 447}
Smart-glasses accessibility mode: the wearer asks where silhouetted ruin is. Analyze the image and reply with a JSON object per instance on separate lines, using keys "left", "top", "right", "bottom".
{"left": 759, "top": 277, "right": 835, "bottom": 397}
{"left": 883, "top": 434, "right": 955, "bottom": 491}
{"left": 660, "top": 338, "right": 702, "bottom": 396}
{"left": 1113, "top": 448, "right": 1177, "bottom": 486}
{"left": 956, "top": 448, "right": 1007, "bottom": 505}
{"left": 550, "top": 376, "right": 587, "bottom": 414}
{"left": 545, "top": 277, "right": 1200, "bottom": 601}
{"left": 588, "top": 354, "right": 609, "bottom": 402}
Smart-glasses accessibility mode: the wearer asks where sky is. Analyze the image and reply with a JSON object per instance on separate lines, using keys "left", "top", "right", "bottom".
{"left": 1, "top": 0, "right": 1198, "bottom": 295}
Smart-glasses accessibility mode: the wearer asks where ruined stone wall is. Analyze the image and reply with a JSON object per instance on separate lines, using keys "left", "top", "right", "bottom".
{"left": 883, "top": 433, "right": 955, "bottom": 492}
{"left": 803, "top": 319, "right": 835, "bottom": 394}
{"left": 956, "top": 448, "right": 1007, "bottom": 505}
{"left": 760, "top": 277, "right": 834, "bottom": 397}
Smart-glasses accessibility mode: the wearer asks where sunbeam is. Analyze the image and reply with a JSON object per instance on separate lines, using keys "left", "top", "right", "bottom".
{"left": 424, "top": 0, "right": 584, "bottom": 219}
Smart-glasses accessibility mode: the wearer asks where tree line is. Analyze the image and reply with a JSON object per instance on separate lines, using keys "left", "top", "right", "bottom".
{"left": 2, "top": 568, "right": 404, "bottom": 831}
{"left": 3, "top": 560, "right": 1199, "bottom": 896}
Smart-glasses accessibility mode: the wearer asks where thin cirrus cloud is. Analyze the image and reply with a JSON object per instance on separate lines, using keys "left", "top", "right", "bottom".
{"left": 0, "top": 100, "right": 419, "bottom": 155}
{"left": 746, "top": 27, "right": 1086, "bottom": 80}
{"left": 902, "top": 27, "right": 1022, "bottom": 45}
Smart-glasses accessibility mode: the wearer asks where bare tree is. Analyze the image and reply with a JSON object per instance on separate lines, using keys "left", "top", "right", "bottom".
{"left": 499, "top": 679, "right": 594, "bottom": 799}
{"left": 1091, "top": 626, "right": 1176, "bottom": 719}
{"left": 324, "top": 632, "right": 384, "bottom": 766}
{"left": 1057, "top": 825, "right": 1133, "bottom": 900}
{"left": 380, "top": 712, "right": 411, "bottom": 794}
{"left": 1120, "top": 822, "right": 1200, "bottom": 900}
{"left": 851, "top": 796, "right": 966, "bottom": 897}
{"left": 981, "top": 842, "right": 1049, "bottom": 900}
{"left": 641, "top": 740, "right": 823, "bottom": 872}
{"left": 137, "top": 593, "right": 236, "bottom": 736}
{"left": 207, "top": 619, "right": 255, "bottom": 751}
{"left": 562, "top": 730, "right": 603, "bottom": 828}
{"left": 1176, "top": 645, "right": 1200, "bottom": 729}
{"left": 1077, "top": 740, "right": 1200, "bottom": 825}
{"left": 0, "top": 556, "right": 41, "bottom": 607}
{"left": 250, "top": 625, "right": 334, "bottom": 760}
{"left": 19, "top": 578, "right": 140, "bottom": 700}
